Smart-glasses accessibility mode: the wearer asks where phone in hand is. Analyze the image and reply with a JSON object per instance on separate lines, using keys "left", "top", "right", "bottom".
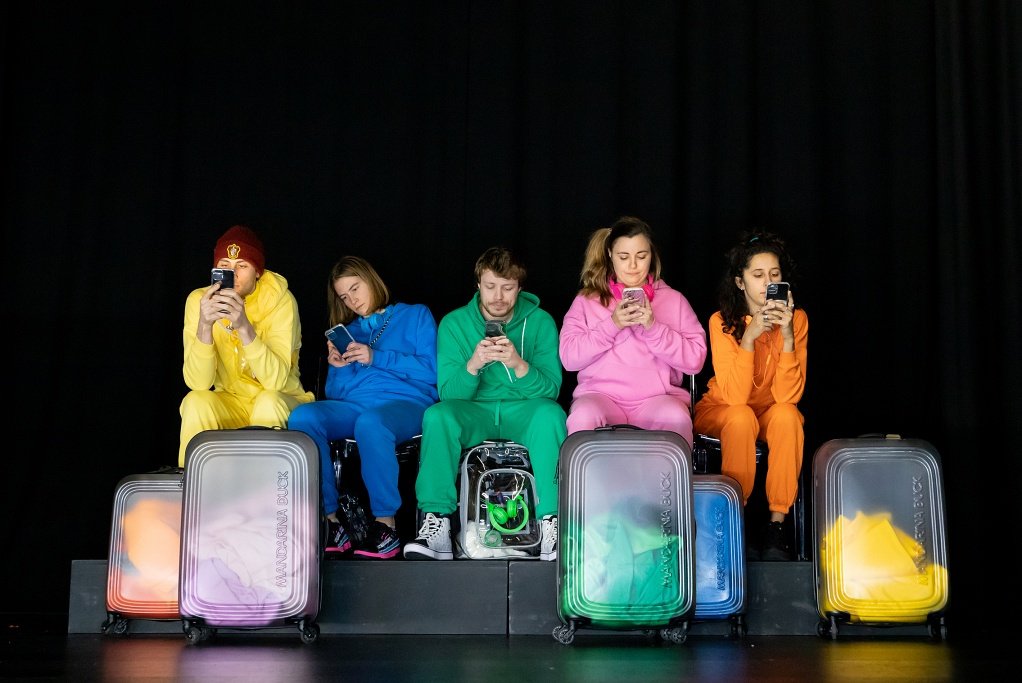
{"left": 484, "top": 320, "right": 506, "bottom": 338}
{"left": 211, "top": 268, "right": 235, "bottom": 290}
{"left": 325, "top": 323, "right": 356, "bottom": 350}
{"left": 766, "top": 282, "right": 790, "bottom": 303}
{"left": 622, "top": 287, "right": 647, "bottom": 306}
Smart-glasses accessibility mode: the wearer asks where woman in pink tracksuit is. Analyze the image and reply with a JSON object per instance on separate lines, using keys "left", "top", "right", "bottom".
{"left": 558, "top": 216, "right": 708, "bottom": 444}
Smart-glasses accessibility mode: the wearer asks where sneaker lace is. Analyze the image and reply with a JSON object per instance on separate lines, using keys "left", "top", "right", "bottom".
{"left": 417, "top": 513, "right": 444, "bottom": 540}
{"left": 543, "top": 517, "right": 557, "bottom": 543}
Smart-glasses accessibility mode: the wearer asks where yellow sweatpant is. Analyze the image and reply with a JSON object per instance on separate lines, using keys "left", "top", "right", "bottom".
{"left": 178, "top": 389, "right": 309, "bottom": 467}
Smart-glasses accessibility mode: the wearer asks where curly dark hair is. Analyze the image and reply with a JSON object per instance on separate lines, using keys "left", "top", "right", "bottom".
{"left": 717, "top": 228, "right": 799, "bottom": 342}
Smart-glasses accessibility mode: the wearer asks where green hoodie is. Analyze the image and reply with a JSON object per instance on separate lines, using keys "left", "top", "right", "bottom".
{"left": 437, "top": 290, "right": 562, "bottom": 403}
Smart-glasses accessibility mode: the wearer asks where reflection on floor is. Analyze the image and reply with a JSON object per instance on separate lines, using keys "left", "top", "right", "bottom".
{"left": 2, "top": 629, "right": 1011, "bottom": 683}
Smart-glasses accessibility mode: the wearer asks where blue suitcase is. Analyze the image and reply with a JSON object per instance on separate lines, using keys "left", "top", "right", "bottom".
{"left": 693, "top": 474, "right": 747, "bottom": 635}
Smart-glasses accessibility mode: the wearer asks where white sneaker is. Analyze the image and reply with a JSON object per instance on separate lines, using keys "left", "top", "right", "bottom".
{"left": 540, "top": 515, "right": 557, "bottom": 561}
{"left": 403, "top": 512, "right": 453, "bottom": 560}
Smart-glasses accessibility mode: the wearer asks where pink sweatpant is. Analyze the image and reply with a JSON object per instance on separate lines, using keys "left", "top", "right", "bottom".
{"left": 566, "top": 392, "right": 693, "bottom": 446}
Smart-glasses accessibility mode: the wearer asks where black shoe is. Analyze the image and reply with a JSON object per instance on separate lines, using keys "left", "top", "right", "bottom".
{"left": 353, "top": 520, "right": 401, "bottom": 559}
{"left": 325, "top": 519, "right": 353, "bottom": 555}
{"left": 760, "top": 521, "right": 792, "bottom": 562}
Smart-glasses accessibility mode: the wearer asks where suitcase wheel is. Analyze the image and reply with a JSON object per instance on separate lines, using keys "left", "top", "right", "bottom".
{"left": 728, "top": 615, "right": 748, "bottom": 638}
{"left": 183, "top": 620, "right": 215, "bottom": 645}
{"left": 658, "top": 624, "right": 688, "bottom": 644}
{"left": 927, "top": 615, "right": 948, "bottom": 642}
{"left": 101, "top": 614, "right": 129, "bottom": 636}
{"left": 552, "top": 623, "right": 575, "bottom": 645}
{"left": 817, "top": 615, "right": 840, "bottom": 640}
{"left": 299, "top": 620, "right": 320, "bottom": 644}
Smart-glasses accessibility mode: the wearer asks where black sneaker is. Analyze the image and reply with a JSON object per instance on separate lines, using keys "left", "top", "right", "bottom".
{"left": 761, "top": 521, "right": 792, "bottom": 562}
{"left": 353, "top": 520, "right": 401, "bottom": 559}
{"left": 325, "top": 519, "right": 352, "bottom": 554}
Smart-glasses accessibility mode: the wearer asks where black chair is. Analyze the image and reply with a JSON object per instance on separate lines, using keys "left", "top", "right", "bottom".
{"left": 315, "top": 354, "right": 423, "bottom": 545}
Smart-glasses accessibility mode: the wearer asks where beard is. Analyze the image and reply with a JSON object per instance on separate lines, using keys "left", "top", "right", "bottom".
{"left": 479, "top": 300, "right": 513, "bottom": 321}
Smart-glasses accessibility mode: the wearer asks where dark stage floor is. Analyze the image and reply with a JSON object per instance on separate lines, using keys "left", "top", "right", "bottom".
{"left": 2, "top": 620, "right": 1011, "bottom": 682}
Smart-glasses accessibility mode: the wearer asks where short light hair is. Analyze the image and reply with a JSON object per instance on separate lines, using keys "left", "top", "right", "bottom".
{"left": 474, "top": 246, "right": 527, "bottom": 284}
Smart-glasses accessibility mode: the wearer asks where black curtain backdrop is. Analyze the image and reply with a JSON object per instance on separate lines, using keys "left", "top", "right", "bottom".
{"left": 3, "top": 1, "right": 1018, "bottom": 638}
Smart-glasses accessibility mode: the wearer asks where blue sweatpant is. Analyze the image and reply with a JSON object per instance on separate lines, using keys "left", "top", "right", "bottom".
{"left": 288, "top": 398, "right": 429, "bottom": 518}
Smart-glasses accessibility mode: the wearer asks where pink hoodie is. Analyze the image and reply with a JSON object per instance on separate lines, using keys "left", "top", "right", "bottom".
{"left": 559, "top": 279, "right": 707, "bottom": 402}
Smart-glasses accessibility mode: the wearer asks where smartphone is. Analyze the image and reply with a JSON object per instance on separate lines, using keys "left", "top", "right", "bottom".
{"left": 325, "top": 323, "right": 356, "bottom": 349}
{"left": 484, "top": 320, "right": 505, "bottom": 338}
{"left": 622, "top": 287, "right": 647, "bottom": 306}
{"left": 766, "top": 282, "right": 790, "bottom": 302}
{"left": 210, "top": 268, "right": 235, "bottom": 291}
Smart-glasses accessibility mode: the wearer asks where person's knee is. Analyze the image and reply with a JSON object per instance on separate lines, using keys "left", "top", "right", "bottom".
{"left": 721, "top": 404, "right": 758, "bottom": 433}
{"left": 250, "top": 390, "right": 290, "bottom": 425}
{"left": 770, "top": 403, "right": 802, "bottom": 427}
{"left": 180, "top": 389, "right": 217, "bottom": 415}
{"left": 531, "top": 399, "right": 567, "bottom": 424}
{"left": 354, "top": 409, "right": 389, "bottom": 434}
{"left": 286, "top": 403, "right": 316, "bottom": 431}
{"left": 422, "top": 402, "right": 452, "bottom": 427}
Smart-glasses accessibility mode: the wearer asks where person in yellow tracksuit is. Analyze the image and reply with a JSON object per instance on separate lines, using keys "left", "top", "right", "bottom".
{"left": 178, "top": 225, "right": 314, "bottom": 467}
{"left": 693, "top": 229, "right": 808, "bottom": 561}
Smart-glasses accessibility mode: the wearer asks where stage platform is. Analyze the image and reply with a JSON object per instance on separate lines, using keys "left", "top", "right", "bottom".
{"left": 68, "top": 558, "right": 939, "bottom": 639}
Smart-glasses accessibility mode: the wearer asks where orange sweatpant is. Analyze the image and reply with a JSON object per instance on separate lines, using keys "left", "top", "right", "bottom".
{"left": 693, "top": 401, "right": 804, "bottom": 515}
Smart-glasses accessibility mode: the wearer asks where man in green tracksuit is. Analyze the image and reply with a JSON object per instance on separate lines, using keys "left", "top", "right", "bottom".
{"left": 404, "top": 246, "right": 567, "bottom": 561}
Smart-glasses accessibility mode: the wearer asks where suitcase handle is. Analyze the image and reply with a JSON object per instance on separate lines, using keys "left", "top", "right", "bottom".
{"left": 595, "top": 424, "right": 644, "bottom": 432}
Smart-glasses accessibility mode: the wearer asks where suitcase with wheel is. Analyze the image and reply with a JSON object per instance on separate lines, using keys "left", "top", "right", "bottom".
{"left": 178, "top": 428, "right": 322, "bottom": 644}
{"left": 102, "top": 467, "right": 183, "bottom": 635}
{"left": 693, "top": 474, "right": 747, "bottom": 635}
{"left": 812, "top": 434, "right": 949, "bottom": 640}
{"left": 553, "top": 426, "right": 695, "bottom": 645}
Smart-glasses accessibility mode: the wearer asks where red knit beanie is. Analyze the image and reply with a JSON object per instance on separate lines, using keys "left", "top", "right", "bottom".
{"left": 213, "top": 225, "right": 265, "bottom": 274}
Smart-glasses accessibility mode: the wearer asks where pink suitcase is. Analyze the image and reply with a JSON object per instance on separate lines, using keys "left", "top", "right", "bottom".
{"left": 179, "top": 428, "right": 321, "bottom": 644}
{"left": 102, "top": 468, "right": 183, "bottom": 635}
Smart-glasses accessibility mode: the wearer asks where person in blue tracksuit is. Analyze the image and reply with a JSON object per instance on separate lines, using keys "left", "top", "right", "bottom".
{"left": 288, "top": 256, "right": 438, "bottom": 559}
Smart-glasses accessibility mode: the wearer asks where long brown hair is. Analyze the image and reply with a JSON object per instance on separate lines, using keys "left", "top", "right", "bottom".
{"left": 327, "top": 256, "right": 392, "bottom": 325}
{"left": 578, "top": 216, "right": 661, "bottom": 307}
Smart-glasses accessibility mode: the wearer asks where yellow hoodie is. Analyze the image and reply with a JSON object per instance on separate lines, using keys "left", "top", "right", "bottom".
{"left": 182, "top": 269, "right": 314, "bottom": 403}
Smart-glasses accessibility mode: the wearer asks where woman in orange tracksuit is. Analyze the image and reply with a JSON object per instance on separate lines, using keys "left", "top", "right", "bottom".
{"left": 693, "top": 230, "right": 807, "bottom": 561}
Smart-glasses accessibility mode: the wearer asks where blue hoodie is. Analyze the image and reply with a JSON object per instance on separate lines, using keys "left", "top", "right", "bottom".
{"left": 323, "top": 302, "right": 438, "bottom": 407}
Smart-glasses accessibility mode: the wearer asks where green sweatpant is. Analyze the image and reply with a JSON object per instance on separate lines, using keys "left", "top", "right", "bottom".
{"left": 415, "top": 398, "right": 567, "bottom": 517}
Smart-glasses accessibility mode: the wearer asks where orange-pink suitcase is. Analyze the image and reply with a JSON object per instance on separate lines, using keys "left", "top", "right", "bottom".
{"left": 102, "top": 468, "right": 183, "bottom": 635}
